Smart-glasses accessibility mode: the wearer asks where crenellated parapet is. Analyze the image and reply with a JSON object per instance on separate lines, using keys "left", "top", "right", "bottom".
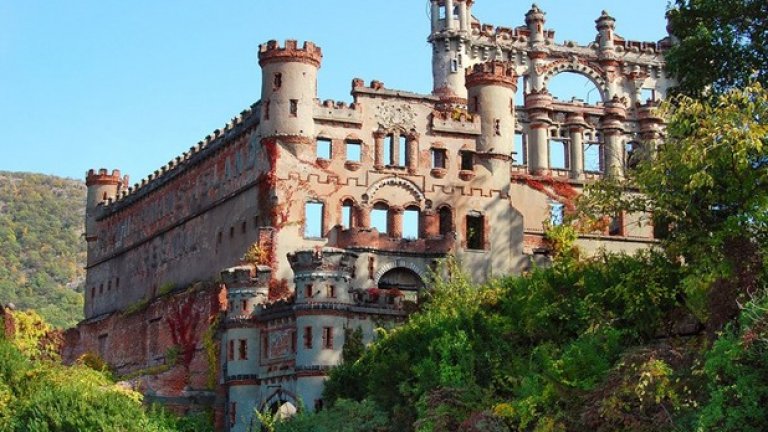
{"left": 313, "top": 99, "right": 363, "bottom": 125}
{"left": 430, "top": 109, "right": 481, "bottom": 135}
{"left": 288, "top": 248, "right": 356, "bottom": 276}
{"left": 86, "top": 169, "right": 127, "bottom": 188}
{"left": 465, "top": 61, "right": 518, "bottom": 90}
{"left": 258, "top": 39, "right": 322, "bottom": 68}
{"left": 222, "top": 265, "right": 271, "bottom": 321}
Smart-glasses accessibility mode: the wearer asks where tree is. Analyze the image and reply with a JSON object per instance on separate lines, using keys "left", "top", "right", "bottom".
{"left": 580, "top": 84, "right": 768, "bottom": 328}
{"left": 666, "top": 0, "right": 768, "bottom": 97}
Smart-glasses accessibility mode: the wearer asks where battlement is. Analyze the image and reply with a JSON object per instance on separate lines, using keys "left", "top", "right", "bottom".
{"left": 313, "top": 99, "right": 362, "bottom": 124}
{"left": 287, "top": 248, "right": 357, "bottom": 275}
{"left": 465, "top": 61, "right": 518, "bottom": 90}
{"left": 258, "top": 39, "right": 322, "bottom": 68}
{"left": 85, "top": 169, "right": 127, "bottom": 187}
{"left": 524, "top": 88, "right": 554, "bottom": 110}
{"left": 101, "top": 102, "right": 260, "bottom": 211}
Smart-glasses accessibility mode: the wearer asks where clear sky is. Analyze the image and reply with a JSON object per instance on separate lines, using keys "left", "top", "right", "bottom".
{"left": 0, "top": 1, "right": 669, "bottom": 181}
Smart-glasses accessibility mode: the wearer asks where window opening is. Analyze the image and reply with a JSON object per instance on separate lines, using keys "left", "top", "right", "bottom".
{"left": 640, "top": 87, "right": 655, "bottom": 102}
{"left": 326, "top": 285, "right": 336, "bottom": 298}
{"left": 398, "top": 135, "right": 407, "bottom": 166}
{"left": 238, "top": 339, "right": 248, "bottom": 360}
{"left": 264, "top": 100, "right": 270, "bottom": 120}
{"left": 403, "top": 206, "right": 420, "bottom": 240}
{"left": 371, "top": 203, "right": 389, "bottom": 234}
{"left": 432, "top": 148, "right": 447, "bottom": 169}
{"left": 289, "top": 99, "right": 298, "bottom": 117}
{"left": 550, "top": 202, "right": 565, "bottom": 226}
{"left": 384, "top": 134, "right": 394, "bottom": 165}
{"left": 316, "top": 138, "right": 331, "bottom": 159}
{"left": 514, "top": 132, "right": 526, "bottom": 165}
{"left": 305, "top": 284, "right": 313, "bottom": 299}
{"left": 304, "top": 326, "right": 313, "bottom": 349}
{"left": 227, "top": 339, "right": 234, "bottom": 361}
{"left": 584, "top": 133, "right": 603, "bottom": 172}
{"left": 549, "top": 133, "right": 569, "bottom": 169}
{"left": 341, "top": 199, "right": 354, "bottom": 229}
{"left": 304, "top": 201, "right": 324, "bottom": 238}
{"left": 460, "top": 151, "right": 473, "bottom": 171}
{"left": 438, "top": 206, "right": 453, "bottom": 235}
{"left": 322, "top": 327, "right": 333, "bottom": 349}
{"left": 345, "top": 140, "right": 361, "bottom": 162}
{"left": 274, "top": 73, "right": 282, "bottom": 89}
{"left": 466, "top": 213, "right": 485, "bottom": 250}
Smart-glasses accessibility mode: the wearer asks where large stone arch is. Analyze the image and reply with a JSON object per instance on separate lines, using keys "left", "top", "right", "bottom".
{"left": 539, "top": 59, "right": 609, "bottom": 102}
{"left": 374, "top": 261, "right": 428, "bottom": 289}
{"left": 363, "top": 176, "right": 426, "bottom": 205}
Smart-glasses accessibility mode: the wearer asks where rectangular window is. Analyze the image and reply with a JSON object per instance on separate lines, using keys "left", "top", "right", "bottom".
{"left": 584, "top": 142, "right": 602, "bottom": 172}
{"left": 241, "top": 300, "right": 248, "bottom": 314}
{"left": 341, "top": 204, "right": 352, "bottom": 229}
{"left": 550, "top": 202, "right": 565, "bottom": 226}
{"left": 238, "top": 339, "right": 248, "bottom": 360}
{"left": 431, "top": 148, "right": 447, "bottom": 169}
{"left": 316, "top": 138, "right": 332, "bottom": 159}
{"left": 326, "top": 285, "right": 336, "bottom": 298}
{"left": 641, "top": 87, "right": 655, "bottom": 102}
{"left": 229, "top": 226, "right": 235, "bottom": 238}
{"left": 241, "top": 221, "right": 246, "bottom": 234}
{"left": 305, "top": 284, "right": 313, "bottom": 299}
{"left": 549, "top": 138, "right": 568, "bottom": 169}
{"left": 304, "top": 326, "right": 313, "bottom": 349}
{"left": 322, "top": 327, "right": 333, "bottom": 349}
{"left": 513, "top": 132, "right": 526, "bottom": 165}
{"left": 227, "top": 339, "right": 234, "bottom": 361}
{"left": 304, "top": 201, "right": 324, "bottom": 238}
{"left": 371, "top": 205, "right": 388, "bottom": 234}
{"left": 466, "top": 214, "right": 485, "bottom": 250}
{"left": 289, "top": 99, "right": 298, "bottom": 117}
{"left": 345, "top": 140, "right": 362, "bottom": 162}
{"left": 460, "top": 151, "right": 473, "bottom": 171}
{"left": 274, "top": 73, "right": 282, "bottom": 89}
{"left": 384, "top": 135, "right": 394, "bottom": 165}
{"left": 398, "top": 135, "right": 407, "bottom": 166}
{"left": 403, "top": 208, "right": 420, "bottom": 240}
{"left": 263, "top": 100, "right": 270, "bottom": 120}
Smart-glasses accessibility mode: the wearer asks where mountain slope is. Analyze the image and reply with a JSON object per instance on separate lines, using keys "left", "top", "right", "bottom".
{"left": 0, "top": 171, "right": 85, "bottom": 328}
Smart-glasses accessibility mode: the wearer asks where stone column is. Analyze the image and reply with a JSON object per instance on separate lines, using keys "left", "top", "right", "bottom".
{"left": 373, "top": 132, "right": 385, "bottom": 169}
{"left": 389, "top": 206, "right": 404, "bottom": 238}
{"left": 524, "top": 89, "right": 553, "bottom": 175}
{"left": 601, "top": 96, "right": 627, "bottom": 179}
{"left": 421, "top": 209, "right": 439, "bottom": 238}
{"left": 407, "top": 133, "right": 419, "bottom": 174}
{"left": 357, "top": 204, "right": 371, "bottom": 229}
{"left": 431, "top": 0, "right": 440, "bottom": 32}
{"left": 566, "top": 113, "right": 587, "bottom": 179}
{"left": 445, "top": 0, "right": 455, "bottom": 30}
{"left": 458, "top": 0, "right": 467, "bottom": 32}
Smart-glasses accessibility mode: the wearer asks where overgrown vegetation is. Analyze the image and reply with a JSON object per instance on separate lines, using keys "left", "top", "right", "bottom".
{"left": 0, "top": 172, "right": 85, "bottom": 328}
{"left": 0, "top": 308, "right": 213, "bottom": 432}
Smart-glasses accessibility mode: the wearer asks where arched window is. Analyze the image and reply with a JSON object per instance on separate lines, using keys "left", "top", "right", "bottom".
{"left": 438, "top": 206, "right": 453, "bottom": 235}
{"left": 341, "top": 199, "right": 355, "bottom": 229}
{"left": 371, "top": 203, "right": 389, "bottom": 234}
{"left": 403, "top": 206, "right": 420, "bottom": 239}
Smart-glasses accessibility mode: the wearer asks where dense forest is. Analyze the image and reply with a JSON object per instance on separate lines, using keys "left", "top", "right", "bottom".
{"left": 0, "top": 172, "right": 85, "bottom": 328}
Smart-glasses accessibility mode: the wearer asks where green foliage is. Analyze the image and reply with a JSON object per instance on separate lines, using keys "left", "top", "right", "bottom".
{"left": 666, "top": 0, "right": 768, "bottom": 97}
{"left": 201, "top": 315, "right": 220, "bottom": 390}
{"left": 274, "top": 399, "right": 389, "bottom": 432}
{"left": 0, "top": 310, "right": 213, "bottom": 432}
{"left": 324, "top": 250, "right": 684, "bottom": 431}
{"left": 0, "top": 172, "right": 85, "bottom": 328}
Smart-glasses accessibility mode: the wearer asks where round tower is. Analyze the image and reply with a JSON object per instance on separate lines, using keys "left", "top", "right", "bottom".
{"left": 220, "top": 264, "right": 270, "bottom": 432}
{"left": 258, "top": 40, "right": 322, "bottom": 139}
{"left": 288, "top": 248, "right": 357, "bottom": 410}
{"left": 429, "top": 0, "right": 473, "bottom": 102}
{"left": 465, "top": 61, "right": 518, "bottom": 156}
{"left": 84, "top": 168, "right": 125, "bottom": 244}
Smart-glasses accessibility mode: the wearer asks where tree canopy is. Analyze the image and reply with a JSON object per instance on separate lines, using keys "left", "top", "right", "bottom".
{"left": 666, "top": 0, "right": 768, "bottom": 96}
{"left": 0, "top": 172, "right": 85, "bottom": 328}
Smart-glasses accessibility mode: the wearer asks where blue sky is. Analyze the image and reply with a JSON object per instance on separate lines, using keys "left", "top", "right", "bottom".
{"left": 0, "top": 1, "right": 668, "bottom": 181}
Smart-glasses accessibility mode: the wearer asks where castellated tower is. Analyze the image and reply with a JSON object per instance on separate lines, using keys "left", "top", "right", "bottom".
{"left": 221, "top": 265, "right": 271, "bottom": 432}
{"left": 258, "top": 40, "right": 322, "bottom": 143}
{"left": 465, "top": 61, "right": 518, "bottom": 187}
{"left": 84, "top": 169, "right": 126, "bottom": 245}
{"left": 288, "top": 248, "right": 357, "bottom": 411}
{"left": 429, "top": 0, "right": 474, "bottom": 102}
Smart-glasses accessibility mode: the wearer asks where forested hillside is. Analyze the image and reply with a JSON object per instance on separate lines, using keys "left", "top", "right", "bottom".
{"left": 0, "top": 172, "right": 85, "bottom": 328}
